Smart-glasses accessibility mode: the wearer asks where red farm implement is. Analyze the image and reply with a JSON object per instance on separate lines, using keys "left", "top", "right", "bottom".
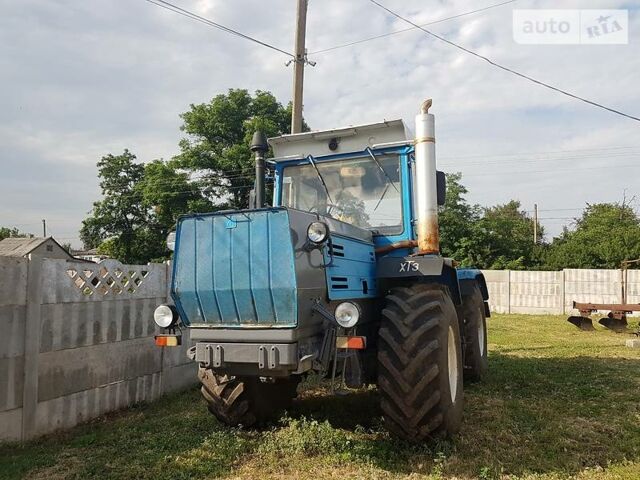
{"left": 568, "top": 259, "right": 640, "bottom": 332}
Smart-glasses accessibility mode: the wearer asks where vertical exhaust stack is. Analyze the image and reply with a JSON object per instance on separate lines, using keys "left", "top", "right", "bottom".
{"left": 414, "top": 99, "right": 439, "bottom": 254}
{"left": 251, "top": 131, "right": 269, "bottom": 208}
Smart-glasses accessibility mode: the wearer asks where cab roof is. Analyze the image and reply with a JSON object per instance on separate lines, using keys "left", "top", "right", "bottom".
{"left": 268, "top": 119, "right": 412, "bottom": 162}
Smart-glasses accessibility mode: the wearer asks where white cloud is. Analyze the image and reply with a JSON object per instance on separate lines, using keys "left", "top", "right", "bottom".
{"left": 0, "top": 0, "right": 638, "bottom": 246}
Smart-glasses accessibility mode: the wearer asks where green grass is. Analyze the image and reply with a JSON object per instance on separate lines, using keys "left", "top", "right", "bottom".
{"left": 1, "top": 314, "right": 639, "bottom": 479}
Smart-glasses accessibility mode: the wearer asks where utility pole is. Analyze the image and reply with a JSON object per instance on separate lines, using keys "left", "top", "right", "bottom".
{"left": 533, "top": 204, "right": 538, "bottom": 244}
{"left": 291, "top": 0, "right": 308, "bottom": 134}
{"left": 42, "top": 219, "right": 47, "bottom": 237}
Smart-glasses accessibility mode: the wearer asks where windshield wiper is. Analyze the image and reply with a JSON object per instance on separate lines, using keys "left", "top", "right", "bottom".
{"left": 373, "top": 183, "right": 390, "bottom": 212}
{"left": 365, "top": 147, "right": 399, "bottom": 193}
{"left": 306, "top": 154, "right": 334, "bottom": 205}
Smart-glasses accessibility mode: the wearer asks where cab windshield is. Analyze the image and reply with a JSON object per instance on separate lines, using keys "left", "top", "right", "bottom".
{"left": 280, "top": 154, "right": 403, "bottom": 235}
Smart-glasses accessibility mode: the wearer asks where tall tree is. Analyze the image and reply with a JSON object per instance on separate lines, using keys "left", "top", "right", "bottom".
{"left": 474, "top": 200, "right": 542, "bottom": 270}
{"left": 175, "top": 89, "right": 306, "bottom": 209}
{"left": 80, "top": 151, "right": 210, "bottom": 264}
{"left": 80, "top": 150, "right": 146, "bottom": 263}
{"left": 140, "top": 160, "right": 212, "bottom": 234}
{"left": 438, "top": 173, "right": 482, "bottom": 265}
{"left": 544, "top": 202, "right": 640, "bottom": 269}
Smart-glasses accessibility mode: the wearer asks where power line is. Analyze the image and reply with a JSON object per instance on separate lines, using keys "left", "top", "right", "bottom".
{"left": 459, "top": 162, "right": 640, "bottom": 178}
{"left": 440, "top": 151, "right": 640, "bottom": 168}
{"left": 439, "top": 145, "right": 640, "bottom": 161}
{"left": 310, "top": 0, "right": 518, "bottom": 55}
{"left": 81, "top": 148, "right": 640, "bottom": 192}
{"left": 526, "top": 207, "right": 586, "bottom": 213}
{"left": 367, "top": 0, "right": 640, "bottom": 123}
{"left": 142, "top": 0, "right": 294, "bottom": 58}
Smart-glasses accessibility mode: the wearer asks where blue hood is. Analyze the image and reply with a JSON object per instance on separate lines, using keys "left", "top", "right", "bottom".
{"left": 171, "top": 208, "right": 297, "bottom": 327}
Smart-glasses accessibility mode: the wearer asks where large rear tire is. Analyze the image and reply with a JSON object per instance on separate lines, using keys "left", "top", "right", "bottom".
{"left": 378, "top": 285, "right": 464, "bottom": 441}
{"left": 462, "top": 285, "right": 488, "bottom": 382}
{"left": 198, "top": 368, "right": 299, "bottom": 427}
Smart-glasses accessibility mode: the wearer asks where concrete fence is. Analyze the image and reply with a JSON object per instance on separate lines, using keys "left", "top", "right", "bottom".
{"left": 0, "top": 257, "right": 195, "bottom": 443}
{"left": 483, "top": 269, "right": 639, "bottom": 315}
{"left": 1, "top": 261, "right": 635, "bottom": 442}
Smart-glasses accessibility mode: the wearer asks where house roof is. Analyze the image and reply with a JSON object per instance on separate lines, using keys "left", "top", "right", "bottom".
{"left": 72, "top": 248, "right": 102, "bottom": 256}
{"left": 0, "top": 237, "right": 72, "bottom": 258}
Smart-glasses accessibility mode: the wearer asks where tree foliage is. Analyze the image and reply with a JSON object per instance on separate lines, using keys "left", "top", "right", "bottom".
{"left": 543, "top": 203, "right": 640, "bottom": 269}
{"left": 80, "top": 151, "right": 211, "bottom": 264}
{"left": 439, "top": 174, "right": 542, "bottom": 270}
{"left": 475, "top": 200, "right": 542, "bottom": 270}
{"left": 438, "top": 173, "right": 481, "bottom": 263}
{"left": 0, "top": 227, "right": 32, "bottom": 241}
{"left": 439, "top": 175, "right": 640, "bottom": 270}
{"left": 175, "top": 89, "right": 306, "bottom": 209}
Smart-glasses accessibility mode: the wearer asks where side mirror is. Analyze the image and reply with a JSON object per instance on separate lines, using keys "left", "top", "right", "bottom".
{"left": 436, "top": 170, "right": 446, "bottom": 206}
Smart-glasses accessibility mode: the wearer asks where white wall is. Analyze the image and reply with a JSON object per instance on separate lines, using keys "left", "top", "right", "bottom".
{"left": 483, "top": 269, "right": 637, "bottom": 315}
{"left": 0, "top": 257, "right": 195, "bottom": 442}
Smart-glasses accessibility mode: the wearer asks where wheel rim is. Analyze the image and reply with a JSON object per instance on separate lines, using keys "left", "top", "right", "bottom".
{"left": 478, "top": 314, "right": 486, "bottom": 357}
{"left": 447, "top": 326, "right": 458, "bottom": 403}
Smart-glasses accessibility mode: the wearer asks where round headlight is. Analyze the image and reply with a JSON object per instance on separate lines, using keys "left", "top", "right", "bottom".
{"left": 166, "top": 231, "right": 176, "bottom": 251}
{"left": 307, "top": 222, "right": 329, "bottom": 244}
{"left": 154, "top": 304, "right": 178, "bottom": 328}
{"left": 335, "top": 302, "right": 360, "bottom": 328}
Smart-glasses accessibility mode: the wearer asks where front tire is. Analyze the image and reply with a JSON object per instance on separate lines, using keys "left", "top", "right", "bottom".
{"left": 198, "top": 368, "right": 299, "bottom": 427}
{"left": 377, "top": 285, "right": 464, "bottom": 441}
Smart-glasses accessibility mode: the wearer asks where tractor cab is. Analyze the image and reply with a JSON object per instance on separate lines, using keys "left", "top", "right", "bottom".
{"left": 268, "top": 119, "right": 442, "bottom": 256}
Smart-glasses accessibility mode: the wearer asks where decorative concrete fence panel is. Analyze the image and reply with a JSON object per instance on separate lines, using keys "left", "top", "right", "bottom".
{"left": 0, "top": 258, "right": 196, "bottom": 443}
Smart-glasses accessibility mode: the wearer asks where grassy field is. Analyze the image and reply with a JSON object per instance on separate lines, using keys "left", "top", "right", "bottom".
{"left": 1, "top": 314, "right": 639, "bottom": 480}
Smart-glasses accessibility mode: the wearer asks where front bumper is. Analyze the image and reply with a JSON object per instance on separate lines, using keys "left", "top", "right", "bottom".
{"left": 193, "top": 342, "right": 298, "bottom": 371}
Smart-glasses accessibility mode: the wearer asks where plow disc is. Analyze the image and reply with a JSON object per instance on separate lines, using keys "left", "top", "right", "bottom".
{"left": 568, "top": 301, "right": 636, "bottom": 333}
{"left": 567, "top": 316, "right": 595, "bottom": 331}
{"left": 599, "top": 315, "right": 628, "bottom": 333}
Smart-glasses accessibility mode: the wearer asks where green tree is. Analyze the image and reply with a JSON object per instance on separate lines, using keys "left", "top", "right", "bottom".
{"left": 80, "top": 150, "right": 146, "bottom": 263}
{"left": 473, "top": 200, "right": 542, "bottom": 270}
{"left": 175, "top": 89, "right": 306, "bottom": 209}
{"left": 0, "top": 227, "right": 32, "bottom": 241}
{"left": 141, "top": 160, "right": 212, "bottom": 225}
{"left": 80, "top": 151, "right": 210, "bottom": 264}
{"left": 438, "top": 173, "right": 482, "bottom": 265}
{"left": 544, "top": 203, "right": 640, "bottom": 269}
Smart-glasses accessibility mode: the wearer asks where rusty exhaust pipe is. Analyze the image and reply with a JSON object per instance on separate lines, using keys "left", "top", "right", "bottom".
{"left": 414, "top": 99, "right": 439, "bottom": 254}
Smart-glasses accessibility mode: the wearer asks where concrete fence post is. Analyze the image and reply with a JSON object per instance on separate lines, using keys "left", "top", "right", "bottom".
{"left": 22, "top": 256, "right": 43, "bottom": 440}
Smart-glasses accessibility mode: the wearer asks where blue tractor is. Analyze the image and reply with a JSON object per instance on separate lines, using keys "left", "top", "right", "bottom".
{"left": 153, "top": 99, "right": 489, "bottom": 441}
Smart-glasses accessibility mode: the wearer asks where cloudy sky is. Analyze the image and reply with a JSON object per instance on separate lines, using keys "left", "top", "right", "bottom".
{"left": 1, "top": 0, "right": 638, "bottom": 247}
